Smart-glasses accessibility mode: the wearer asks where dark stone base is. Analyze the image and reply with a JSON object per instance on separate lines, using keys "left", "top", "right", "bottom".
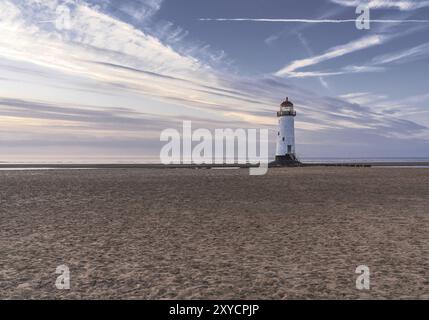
{"left": 269, "top": 154, "right": 301, "bottom": 167}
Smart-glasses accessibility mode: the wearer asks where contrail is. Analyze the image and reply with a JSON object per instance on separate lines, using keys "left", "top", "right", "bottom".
{"left": 199, "top": 18, "right": 429, "bottom": 23}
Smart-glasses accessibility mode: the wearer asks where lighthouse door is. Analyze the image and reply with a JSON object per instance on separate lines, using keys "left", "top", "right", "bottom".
{"left": 287, "top": 145, "right": 292, "bottom": 154}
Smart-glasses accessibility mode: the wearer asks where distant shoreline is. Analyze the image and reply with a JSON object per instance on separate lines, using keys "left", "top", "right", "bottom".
{"left": 1, "top": 162, "right": 429, "bottom": 169}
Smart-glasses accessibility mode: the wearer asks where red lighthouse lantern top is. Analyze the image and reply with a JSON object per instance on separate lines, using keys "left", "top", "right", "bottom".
{"left": 278, "top": 97, "right": 296, "bottom": 117}
{"left": 281, "top": 97, "right": 294, "bottom": 107}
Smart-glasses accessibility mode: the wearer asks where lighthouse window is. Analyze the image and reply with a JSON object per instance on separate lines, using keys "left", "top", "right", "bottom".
{"left": 278, "top": 132, "right": 280, "bottom": 136}
{"left": 282, "top": 137, "right": 285, "bottom": 141}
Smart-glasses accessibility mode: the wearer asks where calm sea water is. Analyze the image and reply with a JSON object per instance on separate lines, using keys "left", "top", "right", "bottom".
{"left": 300, "top": 157, "right": 429, "bottom": 163}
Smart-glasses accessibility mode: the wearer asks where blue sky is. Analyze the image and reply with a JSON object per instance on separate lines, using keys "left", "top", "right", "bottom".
{"left": 0, "top": 0, "right": 429, "bottom": 162}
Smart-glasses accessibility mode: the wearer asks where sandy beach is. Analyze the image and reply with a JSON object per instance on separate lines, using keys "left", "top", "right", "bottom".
{"left": 0, "top": 167, "right": 428, "bottom": 299}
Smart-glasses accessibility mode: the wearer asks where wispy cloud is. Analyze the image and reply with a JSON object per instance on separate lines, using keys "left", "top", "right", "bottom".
{"left": 116, "top": 0, "right": 163, "bottom": 23}
{"left": 372, "top": 42, "right": 429, "bottom": 64}
{"left": 329, "top": 0, "right": 429, "bottom": 11}
{"left": 340, "top": 91, "right": 429, "bottom": 120}
{"left": 275, "top": 35, "right": 384, "bottom": 77}
{"left": 273, "top": 9, "right": 429, "bottom": 81}
{"left": 199, "top": 18, "right": 429, "bottom": 23}
{"left": 295, "top": 32, "right": 330, "bottom": 89}
{"left": 340, "top": 92, "right": 389, "bottom": 105}
{"left": 290, "top": 41, "right": 429, "bottom": 78}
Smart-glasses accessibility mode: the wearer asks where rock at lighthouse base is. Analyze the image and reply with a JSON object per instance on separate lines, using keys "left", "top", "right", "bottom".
{"left": 269, "top": 154, "right": 302, "bottom": 167}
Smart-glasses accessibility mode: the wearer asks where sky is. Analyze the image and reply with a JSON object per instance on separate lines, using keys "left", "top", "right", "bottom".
{"left": 0, "top": 0, "right": 429, "bottom": 162}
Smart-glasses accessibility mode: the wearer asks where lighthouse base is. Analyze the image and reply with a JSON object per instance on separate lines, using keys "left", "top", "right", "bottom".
{"left": 270, "top": 154, "right": 301, "bottom": 167}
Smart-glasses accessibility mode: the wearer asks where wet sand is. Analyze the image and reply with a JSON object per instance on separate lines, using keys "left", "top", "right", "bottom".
{"left": 0, "top": 167, "right": 428, "bottom": 299}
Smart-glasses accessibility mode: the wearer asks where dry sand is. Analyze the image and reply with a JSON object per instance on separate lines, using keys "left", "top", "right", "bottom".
{"left": 0, "top": 167, "right": 428, "bottom": 299}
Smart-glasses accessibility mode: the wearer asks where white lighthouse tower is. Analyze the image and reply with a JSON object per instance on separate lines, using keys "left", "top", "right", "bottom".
{"left": 275, "top": 97, "right": 299, "bottom": 165}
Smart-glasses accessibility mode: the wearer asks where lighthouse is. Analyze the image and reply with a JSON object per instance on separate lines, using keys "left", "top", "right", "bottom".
{"left": 274, "top": 97, "right": 299, "bottom": 165}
